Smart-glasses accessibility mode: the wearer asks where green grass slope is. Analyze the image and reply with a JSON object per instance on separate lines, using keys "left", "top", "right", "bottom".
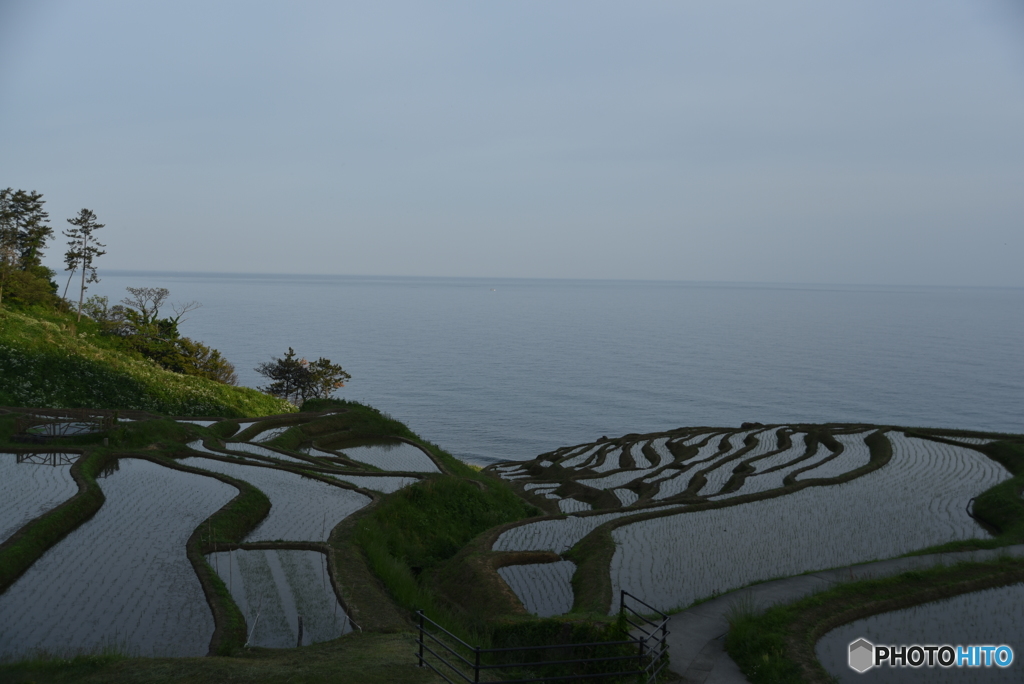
{"left": 0, "top": 307, "right": 292, "bottom": 417}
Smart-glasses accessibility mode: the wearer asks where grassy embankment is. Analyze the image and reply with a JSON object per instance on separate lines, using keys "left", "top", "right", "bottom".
{"left": 290, "top": 401, "right": 547, "bottom": 641}
{"left": 0, "top": 305, "right": 291, "bottom": 416}
{"left": 725, "top": 438, "right": 1024, "bottom": 684}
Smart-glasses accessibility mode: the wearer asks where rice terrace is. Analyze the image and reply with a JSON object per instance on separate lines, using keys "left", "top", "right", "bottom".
{"left": 1, "top": 404, "right": 1022, "bottom": 683}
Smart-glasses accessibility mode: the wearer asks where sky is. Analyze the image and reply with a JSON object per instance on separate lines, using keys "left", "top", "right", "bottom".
{"left": 2, "top": 1, "right": 1023, "bottom": 286}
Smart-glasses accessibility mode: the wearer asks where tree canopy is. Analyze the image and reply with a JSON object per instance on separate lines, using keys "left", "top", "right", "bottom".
{"left": 0, "top": 188, "right": 57, "bottom": 307}
{"left": 256, "top": 348, "right": 351, "bottom": 405}
{"left": 84, "top": 288, "right": 237, "bottom": 386}
{"left": 63, "top": 208, "right": 106, "bottom": 321}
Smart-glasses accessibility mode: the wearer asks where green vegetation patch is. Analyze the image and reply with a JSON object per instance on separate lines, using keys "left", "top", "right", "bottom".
{"left": 484, "top": 617, "right": 644, "bottom": 682}
{"left": 354, "top": 475, "right": 537, "bottom": 637}
{"left": 359, "top": 477, "right": 534, "bottom": 574}
{"left": 0, "top": 308, "right": 292, "bottom": 417}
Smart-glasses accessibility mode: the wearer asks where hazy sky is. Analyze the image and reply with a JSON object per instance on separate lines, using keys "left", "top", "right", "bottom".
{"left": 2, "top": 1, "right": 1023, "bottom": 285}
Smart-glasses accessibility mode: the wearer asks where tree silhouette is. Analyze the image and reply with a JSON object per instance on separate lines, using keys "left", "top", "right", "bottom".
{"left": 256, "top": 348, "right": 351, "bottom": 405}
{"left": 63, "top": 209, "right": 106, "bottom": 321}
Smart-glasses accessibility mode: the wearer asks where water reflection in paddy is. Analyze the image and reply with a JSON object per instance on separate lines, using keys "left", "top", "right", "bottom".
{"left": 0, "top": 453, "right": 80, "bottom": 544}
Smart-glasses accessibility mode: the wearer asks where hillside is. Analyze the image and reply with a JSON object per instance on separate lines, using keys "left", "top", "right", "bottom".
{"left": 0, "top": 307, "right": 292, "bottom": 417}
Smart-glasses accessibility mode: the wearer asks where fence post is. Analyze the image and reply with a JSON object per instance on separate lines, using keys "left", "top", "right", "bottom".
{"left": 660, "top": 619, "right": 668, "bottom": 672}
{"left": 474, "top": 646, "right": 481, "bottom": 683}
{"left": 417, "top": 611, "right": 425, "bottom": 667}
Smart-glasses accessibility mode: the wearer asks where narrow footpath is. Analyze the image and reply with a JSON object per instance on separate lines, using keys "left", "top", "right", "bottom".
{"left": 663, "top": 545, "right": 1024, "bottom": 683}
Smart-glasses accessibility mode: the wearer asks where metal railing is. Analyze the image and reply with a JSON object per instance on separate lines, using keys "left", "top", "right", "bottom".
{"left": 618, "top": 591, "right": 670, "bottom": 682}
{"left": 415, "top": 591, "right": 670, "bottom": 683}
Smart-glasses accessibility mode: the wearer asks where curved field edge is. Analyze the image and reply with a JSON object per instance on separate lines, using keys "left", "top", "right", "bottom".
{"left": 0, "top": 448, "right": 101, "bottom": 594}
{"left": 0, "top": 401, "right": 473, "bottom": 656}
{"left": 725, "top": 556, "right": 1024, "bottom": 684}
{"left": 0, "top": 448, "right": 277, "bottom": 657}
{"left": 723, "top": 437, "right": 1024, "bottom": 684}
{"left": 482, "top": 429, "right": 1024, "bottom": 618}
{"left": 158, "top": 443, "right": 386, "bottom": 652}
{"left": 484, "top": 429, "right": 894, "bottom": 616}
{"left": 0, "top": 308, "right": 293, "bottom": 417}
{"left": 903, "top": 435, "right": 1024, "bottom": 554}
{"left": 139, "top": 454, "right": 273, "bottom": 656}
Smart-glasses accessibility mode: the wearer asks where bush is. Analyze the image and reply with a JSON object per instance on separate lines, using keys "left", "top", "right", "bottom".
{"left": 257, "top": 348, "right": 350, "bottom": 404}
{"left": 0, "top": 308, "right": 291, "bottom": 416}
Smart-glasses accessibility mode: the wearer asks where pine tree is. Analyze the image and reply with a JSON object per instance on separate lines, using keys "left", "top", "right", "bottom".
{"left": 256, "top": 348, "right": 350, "bottom": 405}
{"left": 63, "top": 209, "right": 106, "bottom": 321}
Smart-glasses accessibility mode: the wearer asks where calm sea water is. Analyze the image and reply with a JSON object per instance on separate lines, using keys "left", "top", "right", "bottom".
{"left": 89, "top": 272, "right": 1024, "bottom": 466}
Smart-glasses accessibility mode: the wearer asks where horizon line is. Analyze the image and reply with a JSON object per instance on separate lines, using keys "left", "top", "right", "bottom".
{"left": 91, "top": 268, "right": 1024, "bottom": 291}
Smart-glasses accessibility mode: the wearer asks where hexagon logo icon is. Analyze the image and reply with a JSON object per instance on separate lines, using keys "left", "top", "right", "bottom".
{"left": 849, "top": 638, "right": 874, "bottom": 673}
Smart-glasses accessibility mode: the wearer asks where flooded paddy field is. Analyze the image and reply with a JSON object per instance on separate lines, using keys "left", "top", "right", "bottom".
{"left": 332, "top": 441, "right": 439, "bottom": 472}
{"left": 179, "top": 457, "right": 371, "bottom": 541}
{"left": 487, "top": 425, "right": 1015, "bottom": 616}
{"left": 817, "top": 583, "right": 1024, "bottom": 683}
{"left": 208, "top": 549, "right": 353, "bottom": 648}
{"left": 609, "top": 435, "right": 1008, "bottom": 611}
{"left": 648, "top": 433, "right": 735, "bottom": 500}
{"left": 557, "top": 498, "right": 592, "bottom": 513}
{"left": 494, "top": 510, "right": 651, "bottom": 555}
{"left": 705, "top": 433, "right": 820, "bottom": 499}
{"left": 186, "top": 439, "right": 228, "bottom": 456}
{"left": 696, "top": 429, "right": 786, "bottom": 497}
{"left": 793, "top": 432, "right": 873, "bottom": 481}
{"left": 0, "top": 453, "right": 79, "bottom": 544}
{"left": 0, "top": 459, "right": 235, "bottom": 658}
{"left": 2, "top": 407, "right": 1016, "bottom": 664}
{"left": 222, "top": 442, "right": 311, "bottom": 463}
{"left": 497, "top": 561, "right": 576, "bottom": 617}
{"left": 0, "top": 406, "right": 458, "bottom": 662}
{"left": 187, "top": 438, "right": 311, "bottom": 465}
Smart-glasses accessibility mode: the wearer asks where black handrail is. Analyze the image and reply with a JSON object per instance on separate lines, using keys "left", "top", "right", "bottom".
{"left": 415, "top": 593, "right": 672, "bottom": 684}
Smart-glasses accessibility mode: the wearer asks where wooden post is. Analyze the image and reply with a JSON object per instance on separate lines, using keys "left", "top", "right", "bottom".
{"left": 296, "top": 615, "right": 304, "bottom": 648}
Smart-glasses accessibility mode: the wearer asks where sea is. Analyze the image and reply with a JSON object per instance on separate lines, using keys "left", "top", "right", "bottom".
{"left": 87, "top": 272, "right": 1024, "bottom": 467}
